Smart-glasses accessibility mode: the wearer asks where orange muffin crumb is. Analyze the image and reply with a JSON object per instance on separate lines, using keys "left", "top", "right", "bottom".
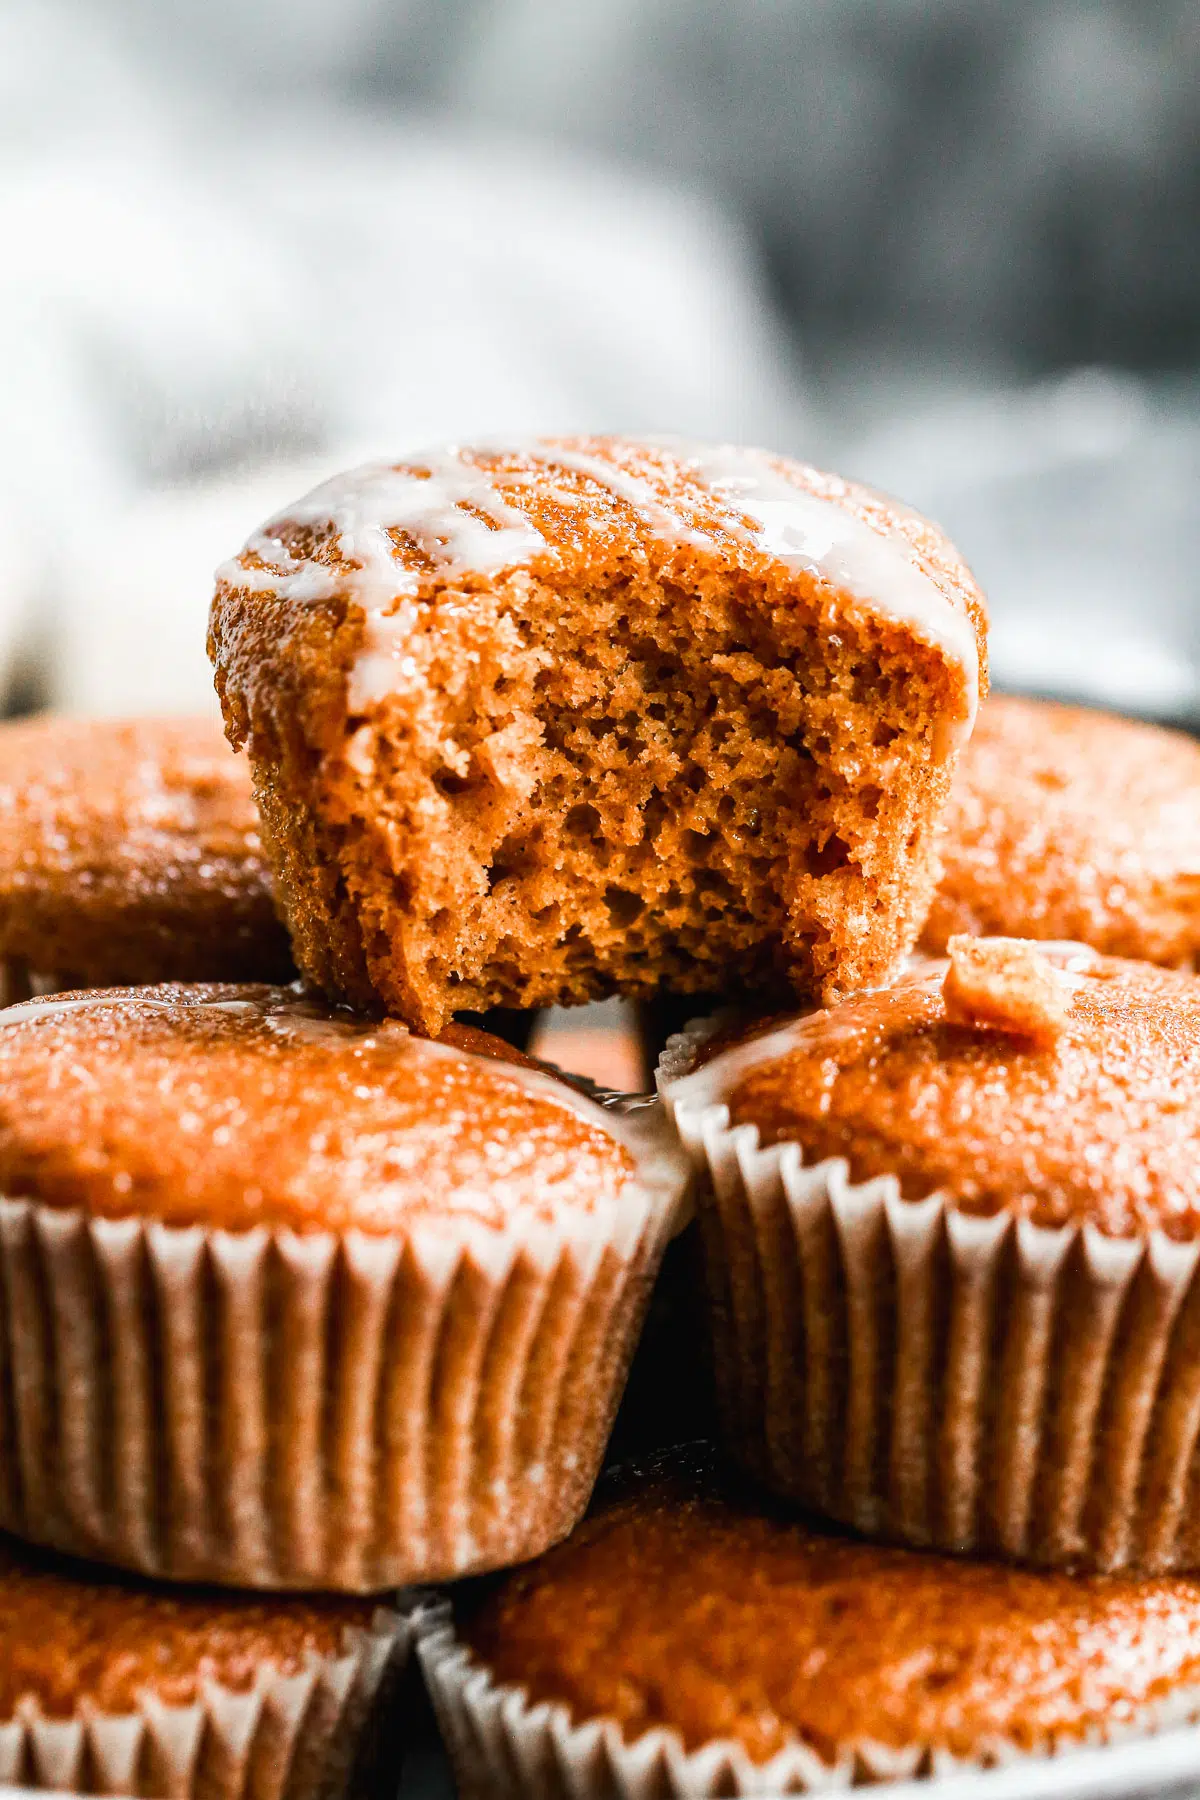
{"left": 942, "top": 933, "right": 1073, "bottom": 1044}
{"left": 211, "top": 437, "right": 987, "bottom": 1033}
{"left": 0, "top": 1534, "right": 377, "bottom": 1719}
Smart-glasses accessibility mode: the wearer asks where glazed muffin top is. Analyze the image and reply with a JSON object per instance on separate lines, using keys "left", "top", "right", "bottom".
{"left": 921, "top": 697, "right": 1200, "bottom": 966}
{"left": 0, "top": 986, "right": 663, "bottom": 1234}
{"left": 214, "top": 438, "right": 986, "bottom": 743}
{"left": 664, "top": 937, "right": 1200, "bottom": 1239}
{"left": 211, "top": 437, "right": 988, "bottom": 1033}
{"left": 0, "top": 1532, "right": 382, "bottom": 1718}
{"left": 462, "top": 1445, "right": 1200, "bottom": 1766}
{"left": 0, "top": 715, "right": 293, "bottom": 987}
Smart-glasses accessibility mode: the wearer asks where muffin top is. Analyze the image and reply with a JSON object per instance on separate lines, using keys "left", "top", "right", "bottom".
{"left": 462, "top": 1445, "right": 1200, "bottom": 1766}
{"left": 0, "top": 1532, "right": 381, "bottom": 1718}
{"left": 0, "top": 986, "right": 648, "bottom": 1233}
{"left": 0, "top": 715, "right": 293, "bottom": 986}
{"left": 666, "top": 938, "right": 1200, "bottom": 1238}
{"left": 214, "top": 436, "right": 985, "bottom": 751}
{"left": 922, "top": 697, "right": 1200, "bottom": 966}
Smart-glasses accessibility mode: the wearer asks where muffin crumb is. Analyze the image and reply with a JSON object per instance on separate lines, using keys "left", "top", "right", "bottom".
{"left": 943, "top": 935, "right": 1072, "bottom": 1045}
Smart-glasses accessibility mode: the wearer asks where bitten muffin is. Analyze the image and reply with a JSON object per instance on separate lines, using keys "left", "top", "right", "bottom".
{"left": 420, "top": 1444, "right": 1200, "bottom": 1798}
{"left": 0, "top": 1533, "right": 405, "bottom": 1800}
{"left": 0, "top": 715, "right": 294, "bottom": 1000}
{"left": 922, "top": 696, "right": 1200, "bottom": 965}
{"left": 210, "top": 436, "right": 987, "bottom": 1035}
{"left": 0, "top": 986, "right": 688, "bottom": 1590}
{"left": 660, "top": 937, "right": 1200, "bottom": 1572}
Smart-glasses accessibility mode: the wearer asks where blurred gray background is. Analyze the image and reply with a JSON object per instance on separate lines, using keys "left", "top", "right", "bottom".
{"left": 2, "top": 0, "right": 1197, "bottom": 722}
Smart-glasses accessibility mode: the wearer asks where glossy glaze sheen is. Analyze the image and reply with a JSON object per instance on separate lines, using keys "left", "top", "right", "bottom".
{"left": 923, "top": 697, "right": 1200, "bottom": 964}
{"left": 0, "top": 1532, "right": 375, "bottom": 1717}
{"left": 464, "top": 1447, "right": 1200, "bottom": 1765}
{"left": 0, "top": 987, "right": 634, "bottom": 1231}
{"left": 721, "top": 949, "right": 1200, "bottom": 1237}
{"left": 218, "top": 436, "right": 986, "bottom": 751}
{"left": 0, "top": 714, "right": 292, "bottom": 985}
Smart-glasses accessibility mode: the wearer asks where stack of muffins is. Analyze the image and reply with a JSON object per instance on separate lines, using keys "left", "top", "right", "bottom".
{"left": 5, "top": 437, "right": 1200, "bottom": 1800}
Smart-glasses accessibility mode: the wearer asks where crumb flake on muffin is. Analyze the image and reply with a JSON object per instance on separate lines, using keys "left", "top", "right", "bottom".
{"left": 940, "top": 933, "right": 1074, "bottom": 1044}
{"left": 210, "top": 437, "right": 987, "bottom": 1034}
{"left": 660, "top": 946, "right": 1200, "bottom": 1570}
{"left": 0, "top": 715, "right": 294, "bottom": 998}
{"left": 707, "top": 945, "right": 1200, "bottom": 1236}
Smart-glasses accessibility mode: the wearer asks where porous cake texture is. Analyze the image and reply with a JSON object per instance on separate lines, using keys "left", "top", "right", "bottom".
{"left": 211, "top": 437, "right": 986, "bottom": 1034}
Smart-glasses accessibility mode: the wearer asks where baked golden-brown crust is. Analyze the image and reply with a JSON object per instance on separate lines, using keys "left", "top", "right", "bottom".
{"left": 923, "top": 697, "right": 1200, "bottom": 964}
{"left": 0, "top": 986, "right": 633, "bottom": 1231}
{"left": 210, "top": 437, "right": 987, "bottom": 1034}
{"left": 0, "top": 715, "right": 293, "bottom": 989}
{"left": 0, "top": 1533, "right": 376, "bottom": 1718}
{"left": 463, "top": 1446, "right": 1200, "bottom": 1765}
{"left": 712, "top": 944, "right": 1200, "bottom": 1237}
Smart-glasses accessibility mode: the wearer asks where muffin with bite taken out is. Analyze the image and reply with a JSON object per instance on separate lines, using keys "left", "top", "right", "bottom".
{"left": 210, "top": 436, "right": 986, "bottom": 1034}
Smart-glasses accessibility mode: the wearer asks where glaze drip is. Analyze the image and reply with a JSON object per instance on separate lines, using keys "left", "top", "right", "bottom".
{"left": 217, "top": 437, "right": 980, "bottom": 749}
{"left": 0, "top": 987, "right": 663, "bottom": 1155}
{"left": 660, "top": 439, "right": 979, "bottom": 745}
{"left": 663, "top": 942, "right": 1098, "bottom": 1118}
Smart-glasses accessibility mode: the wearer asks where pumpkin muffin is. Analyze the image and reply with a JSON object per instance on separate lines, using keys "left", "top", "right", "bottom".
{"left": 209, "top": 436, "right": 987, "bottom": 1035}
{"left": 420, "top": 1444, "right": 1200, "bottom": 1798}
{"left": 0, "top": 715, "right": 294, "bottom": 1002}
{"left": 0, "top": 985, "right": 688, "bottom": 1590}
{"left": 921, "top": 696, "right": 1200, "bottom": 964}
{"left": 0, "top": 1533, "right": 405, "bottom": 1800}
{"left": 660, "top": 936, "right": 1200, "bottom": 1572}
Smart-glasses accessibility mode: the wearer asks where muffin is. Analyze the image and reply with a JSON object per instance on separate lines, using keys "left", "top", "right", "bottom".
{"left": 0, "top": 715, "right": 294, "bottom": 1001}
{"left": 209, "top": 436, "right": 987, "bottom": 1035}
{"left": 0, "top": 1533, "right": 405, "bottom": 1800}
{"left": 922, "top": 696, "right": 1200, "bottom": 965}
{"left": 660, "top": 936, "right": 1200, "bottom": 1572}
{"left": 0, "top": 985, "right": 688, "bottom": 1590}
{"left": 419, "top": 1443, "right": 1200, "bottom": 1798}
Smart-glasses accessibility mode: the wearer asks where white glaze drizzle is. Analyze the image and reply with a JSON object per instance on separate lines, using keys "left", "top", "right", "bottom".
{"left": 0, "top": 994, "right": 263, "bottom": 1026}
{"left": 216, "top": 450, "right": 549, "bottom": 712}
{"left": 507, "top": 442, "right": 704, "bottom": 547}
{"left": 219, "top": 438, "right": 978, "bottom": 752}
{"left": 663, "top": 942, "right": 1098, "bottom": 1117}
{"left": 658, "top": 439, "right": 979, "bottom": 747}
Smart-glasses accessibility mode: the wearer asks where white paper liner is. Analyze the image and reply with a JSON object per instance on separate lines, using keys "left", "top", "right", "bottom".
{"left": 660, "top": 1018, "right": 1200, "bottom": 1572}
{"left": 0, "top": 1108, "right": 685, "bottom": 1588}
{"left": 0, "top": 1606, "right": 406, "bottom": 1799}
{"left": 416, "top": 1599, "right": 1200, "bottom": 1798}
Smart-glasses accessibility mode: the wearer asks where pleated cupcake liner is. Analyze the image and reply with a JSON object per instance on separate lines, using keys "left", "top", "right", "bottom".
{"left": 664, "top": 1057, "right": 1200, "bottom": 1572}
{"left": 0, "top": 1606, "right": 406, "bottom": 1800}
{"left": 415, "top": 1600, "right": 1200, "bottom": 1798}
{"left": 0, "top": 1148, "right": 682, "bottom": 1589}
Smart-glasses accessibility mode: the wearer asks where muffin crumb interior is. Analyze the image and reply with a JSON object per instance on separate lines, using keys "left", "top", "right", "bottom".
{"left": 942, "top": 934, "right": 1073, "bottom": 1045}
